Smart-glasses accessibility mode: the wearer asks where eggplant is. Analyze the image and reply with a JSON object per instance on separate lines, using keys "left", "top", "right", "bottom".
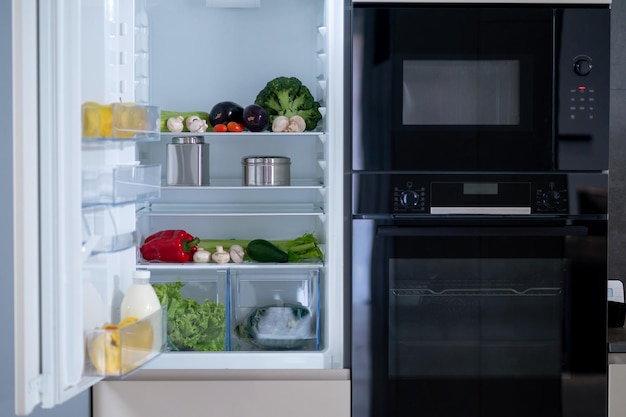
{"left": 209, "top": 101, "right": 244, "bottom": 127}
{"left": 242, "top": 104, "right": 269, "bottom": 132}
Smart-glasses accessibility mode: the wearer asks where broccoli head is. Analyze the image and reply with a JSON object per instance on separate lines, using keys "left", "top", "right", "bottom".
{"left": 254, "top": 76, "right": 322, "bottom": 131}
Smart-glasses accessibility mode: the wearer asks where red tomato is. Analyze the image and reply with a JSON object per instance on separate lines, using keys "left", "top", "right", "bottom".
{"left": 227, "top": 121, "right": 244, "bottom": 132}
{"left": 213, "top": 123, "right": 228, "bottom": 132}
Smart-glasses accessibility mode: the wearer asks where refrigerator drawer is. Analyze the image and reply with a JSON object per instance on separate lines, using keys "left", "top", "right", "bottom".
{"left": 149, "top": 269, "right": 229, "bottom": 352}
{"left": 231, "top": 267, "right": 321, "bottom": 351}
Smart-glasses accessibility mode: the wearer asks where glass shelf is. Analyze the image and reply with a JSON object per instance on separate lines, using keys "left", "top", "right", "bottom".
{"left": 138, "top": 261, "right": 324, "bottom": 269}
{"left": 161, "top": 178, "right": 323, "bottom": 190}
{"left": 159, "top": 131, "right": 326, "bottom": 138}
{"left": 137, "top": 202, "right": 323, "bottom": 216}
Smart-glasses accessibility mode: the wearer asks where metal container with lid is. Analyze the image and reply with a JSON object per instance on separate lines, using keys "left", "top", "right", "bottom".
{"left": 166, "top": 136, "right": 210, "bottom": 186}
{"left": 242, "top": 156, "right": 291, "bottom": 186}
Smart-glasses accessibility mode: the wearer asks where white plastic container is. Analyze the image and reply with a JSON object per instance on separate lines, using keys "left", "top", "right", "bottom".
{"left": 121, "top": 270, "right": 161, "bottom": 320}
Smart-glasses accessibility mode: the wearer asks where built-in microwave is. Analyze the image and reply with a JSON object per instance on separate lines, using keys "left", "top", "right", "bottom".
{"left": 351, "top": 5, "right": 610, "bottom": 172}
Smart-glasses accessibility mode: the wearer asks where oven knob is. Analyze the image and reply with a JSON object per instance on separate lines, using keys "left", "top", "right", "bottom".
{"left": 400, "top": 190, "right": 420, "bottom": 208}
{"left": 574, "top": 59, "right": 592, "bottom": 76}
{"left": 541, "top": 190, "right": 562, "bottom": 209}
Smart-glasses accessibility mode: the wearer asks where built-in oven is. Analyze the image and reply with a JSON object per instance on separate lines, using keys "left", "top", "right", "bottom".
{"left": 350, "top": 172, "right": 608, "bottom": 417}
{"left": 351, "top": 5, "right": 610, "bottom": 172}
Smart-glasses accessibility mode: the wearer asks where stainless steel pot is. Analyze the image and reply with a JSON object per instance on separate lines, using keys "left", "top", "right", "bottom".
{"left": 242, "top": 156, "right": 291, "bottom": 186}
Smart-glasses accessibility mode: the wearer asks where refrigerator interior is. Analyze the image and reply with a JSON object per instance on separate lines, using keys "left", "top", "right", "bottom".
{"left": 15, "top": 0, "right": 344, "bottom": 413}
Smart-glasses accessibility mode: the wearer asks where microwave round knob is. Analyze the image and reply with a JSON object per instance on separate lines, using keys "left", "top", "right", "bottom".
{"left": 541, "top": 190, "right": 562, "bottom": 209}
{"left": 574, "top": 59, "right": 592, "bottom": 76}
{"left": 400, "top": 190, "right": 420, "bottom": 208}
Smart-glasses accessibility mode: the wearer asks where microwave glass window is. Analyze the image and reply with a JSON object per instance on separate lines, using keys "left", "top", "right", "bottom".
{"left": 402, "top": 60, "right": 520, "bottom": 126}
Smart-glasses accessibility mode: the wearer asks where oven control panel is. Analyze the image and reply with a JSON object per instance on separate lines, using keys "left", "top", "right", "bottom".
{"left": 391, "top": 174, "right": 571, "bottom": 215}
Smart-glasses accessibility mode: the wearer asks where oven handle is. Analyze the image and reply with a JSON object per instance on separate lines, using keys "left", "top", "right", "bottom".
{"left": 377, "top": 225, "right": 589, "bottom": 237}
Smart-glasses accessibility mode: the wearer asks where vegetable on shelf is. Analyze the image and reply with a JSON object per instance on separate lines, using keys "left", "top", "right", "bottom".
{"left": 160, "top": 110, "right": 211, "bottom": 132}
{"left": 140, "top": 230, "right": 200, "bottom": 263}
{"left": 209, "top": 101, "right": 244, "bottom": 127}
{"left": 193, "top": 248, "right": 211, "bottom": 263}
{"left": 211, "top": 246, "right": 231, "bottom": 264}
{"left": 185, "top": 115, "right": 209, "bottom": 133}
{"left": 247, "top": 239, "right": 289, "bottom": 263}
{"left": 153, "top": 281, "right": 226, "bottom": 352}
{"left": 229, "top": 244, "right": 245, "bottom": 263}
{"left": 272, "top": 115, "right": 306, "bottom": 133}
{"left": 254, "top": 76, "right": 322, "bottom": 131}
{"left": 166, "top": 115, "right": 185, "bottom": 133}
{"left": 242, "top": 104, "right": 269, "bottom": 132}
{"left": 226, "top": 121, "right": 244, "bottom": 132}
{"left": 198, "top": 233, "right": 323, "bottom": 263}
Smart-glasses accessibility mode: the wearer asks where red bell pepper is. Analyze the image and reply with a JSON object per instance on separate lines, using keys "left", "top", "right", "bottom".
{"left": 140, "top": 230, "right": 200, "bottom": 263}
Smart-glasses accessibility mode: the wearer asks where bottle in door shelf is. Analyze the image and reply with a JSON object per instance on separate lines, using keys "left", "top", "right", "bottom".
{"left": 121, "top": 270, "right": 161, "bottom": 320}
{"left": 87, "top": 270, "right": 163, "bottom": 376}
{"left": 120, "top": 270, "right": 163, "bottom": 354}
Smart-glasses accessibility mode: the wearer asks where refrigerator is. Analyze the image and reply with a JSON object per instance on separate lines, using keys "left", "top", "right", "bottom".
{"left": 8, "top": 0, "right": 349, "bottom": 416}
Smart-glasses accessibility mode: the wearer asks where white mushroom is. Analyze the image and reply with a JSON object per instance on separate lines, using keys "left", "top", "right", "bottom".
{"left": 272, "top": 115, "right": 289, "bottom": 132}
{"left": 287, "top": 115, "right": 306, "bottom": 133}
{"left": 193, "top": 248, "right": 211, "bottom": 263}
{"left": 229, "top": 244, "right": 245, "bottom": 263}
{"left": 166, "top": 115, "right": 185, "bottom": 132}
{"left": 211, "top": 246, "right": 231, "bottom": 264}
{"left": 186, "top": 115, "right": 209, "bottom": 133}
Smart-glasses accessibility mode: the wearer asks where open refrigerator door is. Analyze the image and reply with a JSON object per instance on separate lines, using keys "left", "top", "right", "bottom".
{"left": 15, "top": 0, "right": 165, "bottom": 414}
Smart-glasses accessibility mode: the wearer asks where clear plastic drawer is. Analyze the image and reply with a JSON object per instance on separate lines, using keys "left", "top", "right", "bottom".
{"left": 150, "top": 271, "right": 229, "bottom": 352}
{"left": 230, "top": 267, "right": 320, "bottom": 351}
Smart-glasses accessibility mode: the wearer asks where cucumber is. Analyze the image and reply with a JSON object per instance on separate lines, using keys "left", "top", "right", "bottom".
{"left": 247, "top": 239, "right": 289, "bottom": 263}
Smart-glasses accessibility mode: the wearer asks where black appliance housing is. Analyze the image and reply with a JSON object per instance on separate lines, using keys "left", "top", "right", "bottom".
{"left": 352, "top": 6, "right": 610, "bottom": 172}
{"left": 349, "top": 3, "right": 610, "bottom": 417}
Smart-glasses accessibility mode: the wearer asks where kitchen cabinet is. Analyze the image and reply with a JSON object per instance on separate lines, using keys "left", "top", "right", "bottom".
{"left": 92, "top": 370, "right": 350, "bottom": 417}
{"left": 609, "top": 360, "right": 626, "bottom": 416}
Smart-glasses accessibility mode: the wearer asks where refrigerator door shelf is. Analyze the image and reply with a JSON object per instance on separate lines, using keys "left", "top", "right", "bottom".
{"left": 82, "top": 163, "right": 161, "bottom": 207}
{"left": 84, "top": 306, "right": 167, "bottom": 379}
{"left": 82, "top": 103, "right": 161, "bottom": 142}
{"left": 82, "top": 206, "right": 139, "bottom": 258}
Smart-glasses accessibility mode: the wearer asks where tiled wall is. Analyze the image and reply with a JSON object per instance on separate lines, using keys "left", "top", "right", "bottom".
{"left": 610, "top": 1, "right": 626, "bottom": 280}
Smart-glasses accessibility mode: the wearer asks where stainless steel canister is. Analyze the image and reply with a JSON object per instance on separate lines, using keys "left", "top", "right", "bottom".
{"left": 242, "top": 156, "right": 291, "bottom": 186}
{"left": 166, "top": 136, "right": 210, "bottom": 186}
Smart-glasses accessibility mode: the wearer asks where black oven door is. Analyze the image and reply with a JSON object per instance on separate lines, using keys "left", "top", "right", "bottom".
{"left": 351, "top": 219, "right": 607, "bottom": 417}
{"left": 351, "top": 6, "right": 609, "bottom": 172}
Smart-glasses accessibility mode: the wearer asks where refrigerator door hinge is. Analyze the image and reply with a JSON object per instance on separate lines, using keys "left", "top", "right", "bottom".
{"left": 28, "top": 376, "right": 43, "bottom": 396}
